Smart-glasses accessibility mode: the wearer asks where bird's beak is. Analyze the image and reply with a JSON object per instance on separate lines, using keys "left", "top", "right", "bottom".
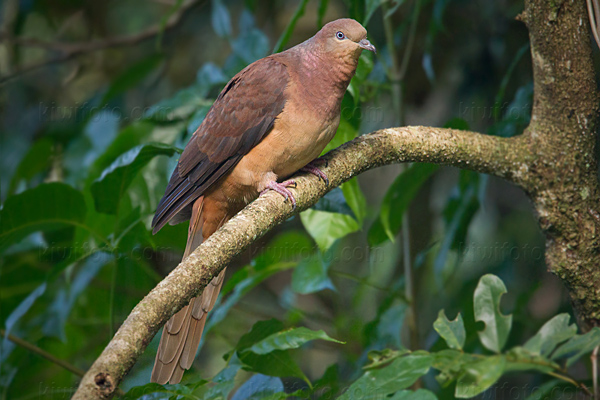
{"left": 358, "top": 38, "right": 377, "bottom": 54}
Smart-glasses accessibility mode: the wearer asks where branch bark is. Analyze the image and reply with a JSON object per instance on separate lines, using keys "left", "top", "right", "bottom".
{"left": 72, "top": 127, "right": 526, "bottom": 398}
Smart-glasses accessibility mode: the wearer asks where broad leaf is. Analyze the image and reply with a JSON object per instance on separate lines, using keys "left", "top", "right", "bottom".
{"left": 211, "top": 0, "right": 232, "bottom": 37}
{"left": 524, "top": 313, "right": 577, "bottom": 357}
{"left": 552, "top": 327, "right": 600, "bottom": 367}
{"left": 341, "top": 178, "right": 367, "bottom": 225}
{"left": 291, "top": 252, "right": 335, "bottom": 294}
{"left": 231, "top": 374, "right": 284, "bottom": 400}
{"left": 474, "top": 274, "right": 512, "bottom": 353}
{"left": 234, "top": 319, "right": 308, "bottom": 382}
{"left": 247, "top": 327, "right": 343, "bottom": 355}
{"left": 1, "top": 283, "right": 46, "bottom": 359}
{"left": 432, "top": 349, "right": 477, "bottom": 387}
{"left": 312, "top": 188, "right": 354, "bottom": 217}
{"left": 390, "top": 390, "right": 438, "bottom": 400}
{"left": 9, "top": 138, "right": 53, "bottom": 194}
{"left": 455, "top": 355, "right": 506, "bottom": 398}
{"left": 322, "top": 118, "right": 357, "bottom": 154}
{"left": 434, "top": 310, "right": 466, "bottom": 350}
{"left": 122, "top": 381, "right": 206, "bottom": 399}
{"left": 339, "top": 353, "right": 432, "bottom": 400}
{"left": 90, "top": 143, "right": 178, "bottom": 214}
{"left": 0, "top": 183, "right": 87, "bottom": 251}
{"left": 300, "top": 209, "right": 359, "bottom": 252}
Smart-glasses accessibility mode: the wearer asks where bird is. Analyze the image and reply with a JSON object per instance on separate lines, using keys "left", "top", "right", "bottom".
{"left": 150, "top": 18, "right": 376, "bottom": 384}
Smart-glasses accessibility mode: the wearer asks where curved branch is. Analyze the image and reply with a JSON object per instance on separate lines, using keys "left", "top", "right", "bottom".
{"left": 72, "top": 126, "right": 526, "bottom": 399}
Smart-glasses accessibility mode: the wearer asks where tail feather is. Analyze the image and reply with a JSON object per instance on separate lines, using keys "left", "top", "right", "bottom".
{"left": 151, "top": 197, "right": 228, "bottom": 384}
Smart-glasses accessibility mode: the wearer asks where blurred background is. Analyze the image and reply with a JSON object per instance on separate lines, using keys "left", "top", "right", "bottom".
{"left": 0, "top": 0, "right": 588, "bottom": 398}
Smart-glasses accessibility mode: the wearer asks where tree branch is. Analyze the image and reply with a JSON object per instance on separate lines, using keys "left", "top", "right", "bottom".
{"left": 72, "top": 126, "right": 525, "bottom": 399}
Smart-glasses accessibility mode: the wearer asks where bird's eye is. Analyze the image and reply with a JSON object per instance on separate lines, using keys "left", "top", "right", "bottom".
{"left": 335, "top": 31, "right": 345, "bottom": 40}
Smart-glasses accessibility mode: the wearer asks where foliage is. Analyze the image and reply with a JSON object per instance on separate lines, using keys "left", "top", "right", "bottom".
{"left": 0, "top": 0, "right": 595, "bottom": 399}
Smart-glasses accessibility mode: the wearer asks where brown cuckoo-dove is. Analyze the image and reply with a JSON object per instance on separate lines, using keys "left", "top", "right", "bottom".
{"left": 150, "top": 18, "right": 376, "bottom": 384}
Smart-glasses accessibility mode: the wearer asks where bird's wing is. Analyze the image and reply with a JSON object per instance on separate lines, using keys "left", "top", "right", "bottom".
{"left": 151, "top": 57, "right": 289, "bottom": 233}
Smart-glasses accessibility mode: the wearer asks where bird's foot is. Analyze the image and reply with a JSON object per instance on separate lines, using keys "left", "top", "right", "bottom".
{"left": 260, "top": 180, "right": 297, "bottom": 209}
{"left": 300, "top": 157, "right": 329, "bottom": 185}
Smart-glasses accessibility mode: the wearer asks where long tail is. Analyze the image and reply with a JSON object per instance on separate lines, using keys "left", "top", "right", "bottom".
{"left": 151, "top": 197, "right": 227, "bottom": 384}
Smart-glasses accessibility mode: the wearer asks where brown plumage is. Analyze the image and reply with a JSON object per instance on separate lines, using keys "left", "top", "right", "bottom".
{"left": 150, "top": 18, "right": 375, "bottom": 384}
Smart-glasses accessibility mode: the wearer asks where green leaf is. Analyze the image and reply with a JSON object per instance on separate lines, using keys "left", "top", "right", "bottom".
{"left": 455, "top": 355, "right": 506, "bottom": 398}
{"left": 211, "top": 0, "right": 232, "bottom": 37}
{"left": 389, "top": 389, "right": 438, "bottom": 400}
{"left": 122, "top": 382, "right": 206, "bottom": 399}
{"left": 0, "top": 183, "right": 87, "bottom": 251}
{"left": 231, "top": 374, "right": 284, "bottom": 400}
{"left": 233, "top": 320, "right": 310, "bottom": 383}
{"left": 232, "top": 28, "right": 270, "bottom": 64}
{"left": 235, "top": 320, "right": 285, "bottom": 352}
{"left": 524, "top": 313, "right": 577, "bottom": 357}
{"left": 1, "top": 283, "right": 46, "bottom": 356}
{"left": 90, "top": 143, "right": 178, "bottom": 214}
{"left": 341, "top": 178, "right": 367, "bottom": 225}
{"left": 239, "top": 350, "right": 307, "bottom": 382}
{"left": 552, "top": 327, "right": 600, "bottom": 366}
{"left": 432, "top": 349, "right": 476, "bottom": 387}
{"left": 322, "top": 118, "right": 357, "bottom": 154}
{"left": 300, "top": 209, "right": 359, "bottom": 252}
{"left": 312, "top": 188, "right": 354, "bottom": 217}
{"left": 9, "top": 138, "right": 53, "bottom": 194}
{"left": 339, "top": 353, "right": 432, "bottom": 400}
{"left": 87, "top": 121, "right": 157, "bottom": 181}
{"left": 434, "top": 310, "right": 466, "bottom": 350}
{"left": 246, "top": 327, "right": 343, "bottom": 355}
{"left": 291, "top": 251, "right": 335, "bottom": 294}
{"left": 474, "top": 274, "right": 513, "bottom": 353}
{"left": 369, "top": 164, "right": 439, "bottom": 245}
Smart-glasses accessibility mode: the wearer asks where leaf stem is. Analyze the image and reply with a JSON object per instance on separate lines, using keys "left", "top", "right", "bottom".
{"left": 330, "top": 269, "right": 408, "bottom": 301}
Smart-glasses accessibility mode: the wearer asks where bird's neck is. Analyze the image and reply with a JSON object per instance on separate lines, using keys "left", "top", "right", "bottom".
{"left": 303, "top": 47, "right": 357, "bottom": 90}
{"left": 291, "top": 44, "right": 358, "bottom": 106}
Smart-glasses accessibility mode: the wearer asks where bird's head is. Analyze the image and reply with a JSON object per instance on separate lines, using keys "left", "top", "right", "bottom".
{"left": 315, "top": 18, "right": 376, "bottom": 61}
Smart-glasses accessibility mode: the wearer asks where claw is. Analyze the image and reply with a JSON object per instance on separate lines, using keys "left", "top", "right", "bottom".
{"left": 300, "top": 159, "right": 329, "bottom": 186}
{"left": 260, "top": 180, "right": 297, "bottom": 209}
